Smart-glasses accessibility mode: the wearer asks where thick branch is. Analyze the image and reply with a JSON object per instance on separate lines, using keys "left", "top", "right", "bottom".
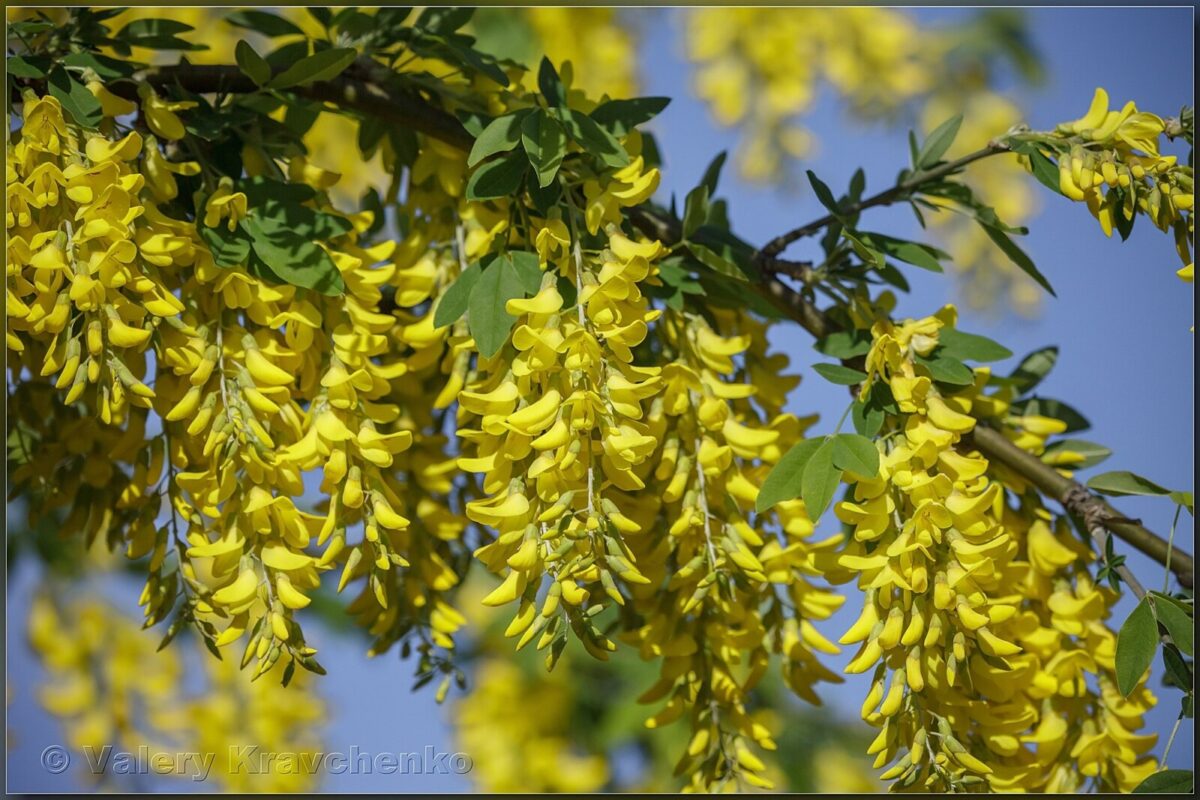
{"left": 123, "top": 64, "right": 476, "bottom": 151}
{"left": 970, "top": 426, "right": 1192, "bottom": 589}
{"left": 36, "top": 60, "right": 1185, "bottom": 588}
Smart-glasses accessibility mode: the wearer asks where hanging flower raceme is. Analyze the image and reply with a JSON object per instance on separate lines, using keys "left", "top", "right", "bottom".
{"left": 684, "top": 8, "right": 933, "bottom": 182}
{"left": 334, "top": 213, "right": 470, "bottom": 675}
{"left": 622, "top": 309, "right": 843, "bottom": 791}
{"left": 1042, "top": 87, "right": 1193, "bottom": 278}
{"left": 459, "top": 215, "right": 665, "bottom": 663}
{"left": 7, "top": 93, "right": 183, "bottom": 425}
{"left": 6, "top": 86, "right": 468, "bottom": 688}
{"left": 833, "top": 305, "right": 1158, "bottom": 792}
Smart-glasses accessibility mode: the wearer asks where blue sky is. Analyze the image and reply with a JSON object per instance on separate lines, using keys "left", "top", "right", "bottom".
{"left": 6, "top": 6, "right": 1194, "bottom": 793}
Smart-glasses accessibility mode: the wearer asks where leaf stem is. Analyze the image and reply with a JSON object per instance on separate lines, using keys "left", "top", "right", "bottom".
{"left": 1161, "top": 710, "right": 1183, "bottom": 767}
{"left": 1164, "top": 503, "right": 1182, "bottom": 593}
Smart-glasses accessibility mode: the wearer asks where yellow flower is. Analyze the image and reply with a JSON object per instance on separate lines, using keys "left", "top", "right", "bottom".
{"left": 202, "top": 180, "right": 249, "bottom": 232}
{"left": 137, "top": 84, "right": 197, "bottom": 141}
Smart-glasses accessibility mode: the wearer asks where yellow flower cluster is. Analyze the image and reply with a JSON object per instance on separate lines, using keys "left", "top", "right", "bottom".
{"left": 28, "top": 593, "right": 324, "bottom": 792}
{"left": 9, "top": 10, "right": 1185, "bottom": 791}
{"left": 1050, "top": 88, "right": 1193, "bottom": 281}
{"left": 624, "top": 309, "right": 844, "bottom": 791}
{"left": 7, "top": 93, "right": 183, "bottom": 417}
{"left": 455, "top": 658, "right": 609, "bottom": 792}
{"left": 522, "top": 8, "right": 638, "bottom": 101}
{"left": 458, "top": 190, "right": 666, "bottom": 659}
{"left": 685, "top": 8, "right": 933, "bottom": 181}
{"left": 833, "top": 305, "right": 1159, "bottom": 792}
{"left": 7, "top": 90, "right": 464, "bottom": 687}
{"left": 395, "top": 79, "right": 846, "bottom": 783}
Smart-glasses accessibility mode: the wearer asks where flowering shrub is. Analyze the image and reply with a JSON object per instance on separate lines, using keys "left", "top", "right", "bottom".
{"left": 7, "top": 6, "right": 1193, "bottom": 793}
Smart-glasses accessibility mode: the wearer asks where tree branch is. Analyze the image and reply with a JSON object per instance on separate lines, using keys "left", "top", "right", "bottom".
{"left": 118, "top": 64, "right": 476, "bottom": 151}
{"left": 755, "top": 141, "right": 1013, "bottom": 261}
{"left": 32, "top": 61, "right": 1185, "bottom": 588}
{"left": 970, "top": 425, "right": 1192, "bottom": 590}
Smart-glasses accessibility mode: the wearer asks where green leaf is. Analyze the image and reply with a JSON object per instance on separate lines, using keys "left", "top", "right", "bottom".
{"left": 61, "top": 52, "right": 140, "bottom": 80}
{"left": 115, "top": 18, "right": 206, "bottom": 50}
{"left": 235, "top": 40, "right": 271, "bottom": 87}
{"left": 851, "top": 396, "right": 886, "bottom": 439}
{"left": 1132, "top": 770, "right": 1193, "bottom": 794}
{"left": 432, "top": 262, "right": 482, "bottom": 329}
{"left": 848, "top": 168, "right": 866, "bottom": 201}
{"left": 244, "top": 202, "right": 350, "bottom": 241}
{"left": 860, "top": 232, "right": 946, "bottom": 272}
{"left": 413, "top": 32, "right": 509, "bottom": 87}
{"left": 197, "top": 224, "right": 251, "bottom": 268}
{"left": 815, "top": 331, "right": 872, "bottom": 360}
{"left": 875, "top": 261, "right": 911, "bottom": 292}
{"left": 1162, "top": 642, "right": 1193, "bottom": 690}
{"left": 806, "top": 170, "right": 840, "bottom": 214}
{"left": 556, "top": 108, "right": 628, "bottom": 168}
{"left": 467, "top": 256, "right": 526, "bottom": 358}
{"left": 801, "top": 439, "right": 842, "bottom": 522}
{"left": 1170, "top": 491, "right": 1194, "bottom": 512}
{"left": 507, "top": 251, "right": 542, "bottom": 294}
{"left": 281, "top": 658, "right": 296, "bottom": 687}
{"left": 1018, "top": 143, "right": 1066, "bottom": 197}
{"left": 527, "top": 179, "right": 562, "bottom": 217}
{"left": 938, "top": 329, "right": 1013, "bottom": 362}
{"left": 915, "top": 352, "right": 975, "bottom": 386}
{"left": 1115, "top": 598, "right": 1159, "bottom": 697}
{"left": 332, "top": 10, "right": 378, "bottom": 39}
{"left": 1112, "top": 188, "right": 1137, "bottom": 242}
{"left": 832, "top": 434, "right": 880, "bottom": 478}
{"left": 688, "top": 242, "right": 748, "bottom": 283}
{"left": 1153, "top": 597, "right": 1193, "bottom": 657}
{"left": 47, "top": 68, "right": 103, "bottom": 129}
{"left": 537, "top": 57, "right": 566, "bottom": 106}
{"left": 239, "top": 176, "right": 317, "bottom": 206}
{"left": 917, "top": 114, "right": 963, "bottom": 168}
{"left": 521, "top": 110, "right": 567, "bottom": 188}
{"left": 465, "top": 150, "right": 528, "bottom": 201}
{"left": 1009, "top": 346, "right": 1058, "bottom": 394}
{"left": 842, "top": 230, "right": 886, "bottom": 270}
{"left": 415, "top": 7, "right": 475, "bottom": 35}
{"left": 7, "top": 19, "right": 54, "bottom": 38}
{"left": 225, "top": 10, "right": 305, "bottom": 37}
{"left": 756, "top": 438, "right": 824, "bottom": 513}
{"left": 468, "top": 111, "right": 529, "bottom": 167}
{"left": 1010, "top": 396, "right": 1090, "bottom": 433}
{"left": 1087, "top": 471, "right": 1171, "bottom": 498}
{"left": 241, "top": 218, "right": 345, "bottom": 296}
{"left": 269, "top": 47, "right": 357, "bottom": 89}
{"left": 980, "top": 225, "right": 1056, "bottom": 296}
{"left": 358, "top": 117, "right": 387, "bottom": 159}
{"left": 7, "top": 55, "right": 51, "bottom": 78}
{"left": 700, "top": 151, "right": 727, "bottom": 197}
{"left": 812, "top": 363, "right": 868, "bottom": 386}
{"left": 683, "top": 185, "right": 710, "bottom": 239}
{"left": 1040, "top": 439, "right": 1112, "bottom": 469}
{"left": 589, "top": 96, "right": 670, "bottom": 137}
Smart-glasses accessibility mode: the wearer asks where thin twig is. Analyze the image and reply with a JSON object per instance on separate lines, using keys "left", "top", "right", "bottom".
{"left": 755, "top": 141, "right": 1013, "bottom": 260}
